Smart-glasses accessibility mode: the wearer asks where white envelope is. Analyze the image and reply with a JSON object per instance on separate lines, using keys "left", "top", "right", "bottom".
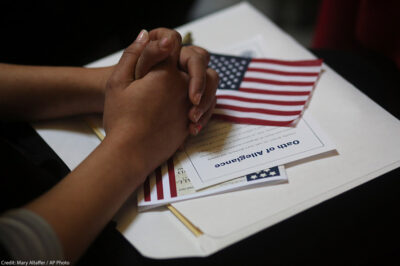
{"left": 34, "top": 3, "right": 400, "bottom": 259}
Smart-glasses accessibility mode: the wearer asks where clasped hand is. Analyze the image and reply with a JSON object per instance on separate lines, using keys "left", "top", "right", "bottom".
{"left": 103, "top": 28, "right": 218, "bottom": 178}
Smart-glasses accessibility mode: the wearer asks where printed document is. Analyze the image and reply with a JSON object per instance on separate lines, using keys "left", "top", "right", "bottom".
{"left": 181, "top": 113, "right": 335, "bottom": 189}
{"left": 138, "top": 158, "right": 287, "bottom": 210}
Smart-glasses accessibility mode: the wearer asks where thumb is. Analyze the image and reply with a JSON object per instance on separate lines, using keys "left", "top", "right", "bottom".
{"left": 110, "top": 30, "right": 149, "bottom": 87}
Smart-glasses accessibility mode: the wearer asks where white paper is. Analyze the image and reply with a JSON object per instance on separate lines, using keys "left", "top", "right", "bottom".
{"left": 137, "top": 157, "right": 287, "bottom": 210}
{"left": 33, "top": 3, "right": 400, "bottom": 259}
{"left": 182, "top": 113, "right": 335, "bottom": 189}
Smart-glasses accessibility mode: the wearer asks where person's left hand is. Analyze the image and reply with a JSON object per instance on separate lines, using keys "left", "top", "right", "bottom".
{"left": 134, "top": 28, "right": 219, "bottom": 136}
{"left": 179, "top": 45, "right": 219, "bottom": 136}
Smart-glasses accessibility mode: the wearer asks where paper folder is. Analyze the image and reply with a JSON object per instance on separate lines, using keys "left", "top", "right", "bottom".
{"left": 34, "top": 3, "right": 400, "bottom": 258}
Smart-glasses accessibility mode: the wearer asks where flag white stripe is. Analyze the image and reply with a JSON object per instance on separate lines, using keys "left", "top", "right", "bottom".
{"left": 239, "top": 81, "right": 313, "bottom": 92}
{"left": 244, "top": 71, "right": 318, "bottom": 82}
{"left": 161, "top": 163, "right": 171, "bottom": 200}
{"left": 213, "top": 108, "right": 299, "bottom": 121}
{"left": 216, "top": 89, "right": 309, "bottom": 102}
{"left": 137, "top": 184, "right": 145, "bottom": 203}
{"left": 149, "top": 172, "right": 157, "bottom": 201}
{"left": 249, "top": 62, "right": 321, "bottom": 73}
{"left": 216, "top": 98, "right": 304, "bottom": 111}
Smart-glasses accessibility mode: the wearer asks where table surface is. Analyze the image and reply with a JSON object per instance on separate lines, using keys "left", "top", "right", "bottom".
{"left": 33, "top": 2, "right": 400, "bottom": 264}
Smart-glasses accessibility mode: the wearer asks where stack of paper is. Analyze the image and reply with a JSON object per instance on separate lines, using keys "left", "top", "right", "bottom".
{"left": 138, "top": 113, "right": 335, "bottom": 210}
{"left": 137, "top": 52, "right": 335, "bottom": 210}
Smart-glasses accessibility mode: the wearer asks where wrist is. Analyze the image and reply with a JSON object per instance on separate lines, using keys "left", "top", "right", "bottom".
{"left": 98, "top": 66, "right": 114, "bottom": 95}
{"left": 85, "top": 66, "right": 114, "bottom": 113}
{"left": 101, "top": 131, "right": 149, "bottom": 187}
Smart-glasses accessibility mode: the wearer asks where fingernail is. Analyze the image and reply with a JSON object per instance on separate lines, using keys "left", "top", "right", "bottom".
{"left": 160, "top": 37, "right": 170, "bottom": 48}
{"left": 193, "top": 109, "right": 202, "bottom": 122}
{"left": 195, "top": 124, "right": 202, "bottom": 134}
{"left": 136, "top": 29, "right": 148, "bottom": 43}
{"left": 194, "top": 92, "right": 202, "bottom": 105}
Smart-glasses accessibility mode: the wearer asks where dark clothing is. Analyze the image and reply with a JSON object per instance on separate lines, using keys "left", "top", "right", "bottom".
{"left": 0, "top": 122, "right": 68, "bottom": 213}
{"left": 0, "top": 122, "right": 142, "bottom": 265}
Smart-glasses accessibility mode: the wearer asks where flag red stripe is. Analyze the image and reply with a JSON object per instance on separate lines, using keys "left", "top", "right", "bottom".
{"left": 239, "top": 87, "right": 311, "bottom": 96}
{"left": 144, "top": 177, "right": 151, "bottom": 202}
{"left": 167, "top": 158, "right": 177, "bottom": 198}
{"left": 247, "top": 67, "right": 320, "bottom": 76}
{"left": 243, "top": 77, "right": 314, "bottom": 86}
{"left": 251, "top": 58, "right": 323, "bottom": 66}
{"left": 217, "top": 95, "right": 306, "bottom": 106}
{"left": 215, "top": 104, "right": 302, "bottom": 116}
{"left": 155, "top": 167, "right": 164, "bottom": 200}
{"left": 213, "top": 114, "right": 296, "bottom": 126}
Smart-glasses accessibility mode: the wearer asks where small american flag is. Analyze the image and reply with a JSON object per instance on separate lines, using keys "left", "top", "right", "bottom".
{"left": 141, "top": 158, "right": 177, "bottom": 204}
{"left": 246, "top": 166, "right": 280, "bottom": 182}
{"left": 138, "top": 158, "right": 286, "bottom": 208}
{"left": 209, "top": 53, "right": 323, "bottom": 126}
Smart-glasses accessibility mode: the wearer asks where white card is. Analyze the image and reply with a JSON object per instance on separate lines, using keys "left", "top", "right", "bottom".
{"left": 182, "top": 113, "right": 335, "bottom": 189}
{"left": 137, "top": 155, "right": 287, "bottom": 211}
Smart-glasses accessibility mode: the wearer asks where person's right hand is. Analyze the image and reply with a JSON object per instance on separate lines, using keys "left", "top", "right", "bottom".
{"left": 134, "top": 28, "right": 219, "bottom": 136}
{"left": 102, "top": 30, "right": 191, "bottom": 179}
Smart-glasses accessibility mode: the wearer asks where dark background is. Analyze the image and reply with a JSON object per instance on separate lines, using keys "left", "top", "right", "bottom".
{"left": 1, "top": 1, "right": 399, "bottom": 265}
{"left": 1, "top": 0, "right": 398, "bottom": 118}
{"left": 0, "top": 1, "right": 195, "bottom": 66}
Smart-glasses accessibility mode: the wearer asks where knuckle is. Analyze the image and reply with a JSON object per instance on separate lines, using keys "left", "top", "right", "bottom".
{"left": 106, "top": 76, "right": 120, "bottom": 90}
{"left": 203, "top": 87, "right": 217, "bottom": 108}
{"left": 189, "top": 46, "right": 210, "bottom": 64}
{"left": 208, "top": 68, "right": 220, "bottom": 84}
{"left": 150, "top": 27, "right": 167, "bottom": 36}
{"left": 209, "top": 92, "right": 217, "bottom": 106}
{"left": 201, "top": 105, "right": 215, "bottom": 124}
{"left": 196, "top": 47, "right": 210, "bottom": 62}
{"left": 192, "top": 53, "right": 207, "bottom": 68}
{"left": 172, "top": 30, "right": 182, "bottom": 44}
{"left": 158, "top": 27, "right": 170, "bottom": 32}
{"left": 156, "top": 28, "right": 182, "bottom": 43}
